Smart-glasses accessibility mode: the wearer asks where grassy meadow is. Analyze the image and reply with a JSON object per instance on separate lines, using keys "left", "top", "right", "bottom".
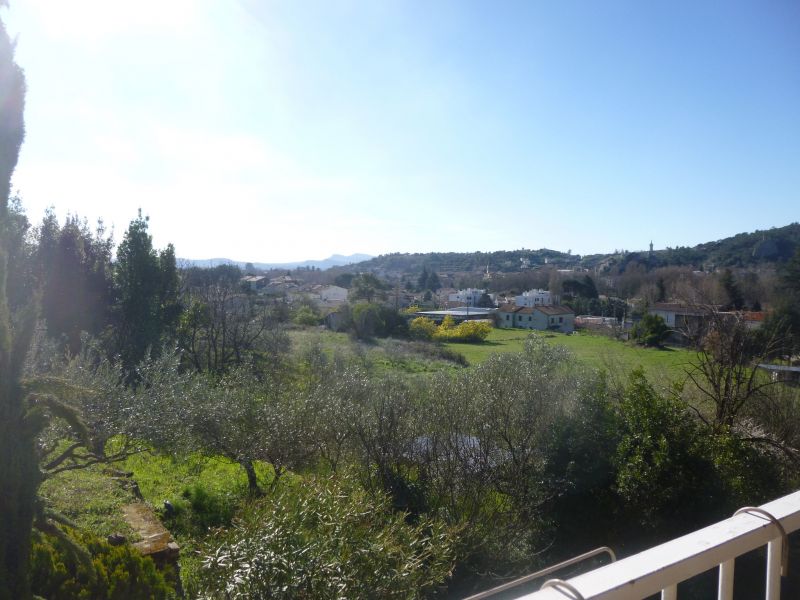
{"left": 445, "top": 327, "right": 697, "bottom": 384}
{"left": 287, "top": 325, "right": 698, "bottom": 385}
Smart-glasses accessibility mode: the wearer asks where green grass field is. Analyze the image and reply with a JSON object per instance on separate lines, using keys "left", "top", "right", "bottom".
{"left": 287, "top": 326, "right": 697, "bottom": 384}
{"left": 288, "top": 328, "right": 464, "bottom": 374}
{"left": 445, "top": 328, "right": 697, "bottom": 384}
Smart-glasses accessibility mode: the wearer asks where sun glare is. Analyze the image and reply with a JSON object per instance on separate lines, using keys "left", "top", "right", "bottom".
{"left": 24, "top": 0, "right": 201, "bottom": 41}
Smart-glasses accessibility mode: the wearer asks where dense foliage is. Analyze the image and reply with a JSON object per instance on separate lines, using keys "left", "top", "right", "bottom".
{"left": 30, "top": 531, "right": 174, "bottom": 600}
{"left": 196, "top": 477, "right": 457, "bottom": 600}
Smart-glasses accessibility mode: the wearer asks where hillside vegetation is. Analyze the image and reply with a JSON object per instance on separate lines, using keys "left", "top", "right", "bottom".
{"left": 346, "top": 222, "right": 800, "bottom": 276}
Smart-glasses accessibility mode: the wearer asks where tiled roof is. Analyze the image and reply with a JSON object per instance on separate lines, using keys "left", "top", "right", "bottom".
{"left": 650, "top": 303, "right": 712, "bottom": 316}
{"left": 536, "top": 305, "right": 574, "bottom": 315}
{"left": 742, "top": 311, "right": 766, "bottom": 322}
{"left": 497, "top": 304, "right": 521, "bottom": 313}
{"left": 497, "top": 304, "right": 573, "bottom": 315}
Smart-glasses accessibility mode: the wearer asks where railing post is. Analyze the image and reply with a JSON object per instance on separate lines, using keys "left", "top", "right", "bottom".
{"left": 766, "top": 538, "right": 782, "bottom": 600}
{"left": 661, "top": 584, "right": 677, "bottom": 600}
{"left": 717, "top": 559, "right": 734, "bottom": 600}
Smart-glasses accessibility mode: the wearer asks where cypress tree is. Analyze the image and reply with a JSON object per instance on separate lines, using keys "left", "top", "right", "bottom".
{"left": 0, "top": 4, "right": 36, "bottom": 597}
{"left": 113, "top": 212, "right": 180, "bottom": 371}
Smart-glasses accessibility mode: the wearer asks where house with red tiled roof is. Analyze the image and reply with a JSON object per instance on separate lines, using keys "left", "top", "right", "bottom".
{"left": 741, "top": 311, "right": 766, "bottom": 330}
{"left": 497, "top": 304, "right": 574, "bottom": 333}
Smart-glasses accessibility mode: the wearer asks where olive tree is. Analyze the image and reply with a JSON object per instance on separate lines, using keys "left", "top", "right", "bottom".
{"left": 197, "top": 476, "right": 458, "bottom": 600}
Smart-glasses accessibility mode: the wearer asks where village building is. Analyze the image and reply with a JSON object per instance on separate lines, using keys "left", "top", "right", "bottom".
{"left": 648, "top": 302, "right": 708, "bottom": 331}
{"left": 448, "top": 288, "right": 491, "bottom": 307}
{"left": 241, "top": 275, "right": 267, "bottom": 292}
{"left": 497, "top": 304, "right": 574, "bottom": 333}
{"left": 318, "top": 285, "right": 348, "bottom": 305}
{"left": 515, "top": 289, "right": 559, "bottom": 307}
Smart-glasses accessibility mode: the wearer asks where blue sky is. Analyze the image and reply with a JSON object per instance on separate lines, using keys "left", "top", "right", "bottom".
{"left": 5, "top": 1, "right": 799, "bottom": 263}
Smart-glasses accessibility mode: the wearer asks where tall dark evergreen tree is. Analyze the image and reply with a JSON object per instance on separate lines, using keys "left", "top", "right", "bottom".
{"left": 427, "top": 270, "right": 441, "bottom": 292}
{"left": 36, "top": 214, "right": 114, "bottom": 353}
{"left": 417, "top": 266, "right": 429, "bottom": 291}
{"left": 656, "top": 277, "right": 667, "bottom": 303}
{"left": 582, "top": 274, "right": 599, "bottom": 299}
{"left": 114, "top": 211, "right": 162, "bottom": 369}
{"left": 720, "top": 268, "right": 744, "bottom": 310}
{"left": 0, "top": 5, "right": 36, "bottom": 597}
{"left": 113, "top": 211, "right": 179, "bottom": 370}
{"left": 3, "top": 196, "right": 33, "bottom": 311}
{"left": 158, "top": 242, "right": 181, "bottom": 339}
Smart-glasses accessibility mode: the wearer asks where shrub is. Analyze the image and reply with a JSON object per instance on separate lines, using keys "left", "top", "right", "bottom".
{"left": 409, "top": 341, "right": 468, "bottom": 366}
{"left": 454, "top": 320, "right": 492, "bottom": 343}
{"left": 433, "top": 320, "right": 491, "bottom": 343}
{"left": 351, "top": 302, "right": 384, "bottom": 339}
{"left": 409, "top": 316, "right": 437, "bottom": 340}
{"left": 197, "top": 476, "right": 458, "bottom": 599}
{"left": 292, "top": 305, "right": 320, "bottom": 327}
{"left": 631, "top": 313, "right": 669, "bottom": 347}
{"left": 30, "top": 531, "right": 176, "bottom": 599}
{"left": 613, "top": 370, "right": 728, "bottom": 537}
{"left": 178, "top": 483, "right": 236, "bottom": 531}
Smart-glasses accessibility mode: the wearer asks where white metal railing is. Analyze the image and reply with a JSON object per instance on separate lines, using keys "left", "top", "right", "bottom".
{"left": 507, "top": 490, "right": 800, "bottom": 600}
{"left": 464, "top": 547, "right": 616, "bottom": 600}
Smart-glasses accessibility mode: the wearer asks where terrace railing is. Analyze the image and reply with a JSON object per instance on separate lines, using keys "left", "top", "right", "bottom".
{"left": 486, "top": 490, "right": 800, "bottom": 600}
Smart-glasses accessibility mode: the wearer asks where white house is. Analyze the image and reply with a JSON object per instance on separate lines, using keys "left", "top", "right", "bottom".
{"left": 515, "top": 289, "right": 558, "bottom": 307}
{"left": 448, "top": 288, "right": 488, "bottom": 307}
{"left": 319, "top": 285, "right": 348, "bottom": 305}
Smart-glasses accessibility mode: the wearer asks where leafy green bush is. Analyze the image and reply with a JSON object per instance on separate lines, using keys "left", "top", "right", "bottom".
{"left": 197, "top": 476, "right": 458, "bottom": 599}
{"left": 613, "top": 370, "right": 723, "bottom": 534}
{"left": 179, "top": 483, "right": 236, "bottom": 530}
{"left": 292, "top": 305, "right": 320, "bottom": 327}
{"left": 351, "top": 302, "right": 385, "bottom": 339}
{"left": 611, "top": 370, "right": 783, "bottom": 541}
{"left": 631, "top": 313, "right": 669, "bottom": 347}
{"left": 30, "top": 531, "right": 175, "bottom": 599}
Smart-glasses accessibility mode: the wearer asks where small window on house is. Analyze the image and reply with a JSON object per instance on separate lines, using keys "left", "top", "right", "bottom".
{"left": 528, "top": 316, "right": 532, "bottom": 321}
{"left": 506, "top": 314, "right": 509, "bottom": 320}
{"left": 559, "top": 317, "right": 563, "bottom": 323}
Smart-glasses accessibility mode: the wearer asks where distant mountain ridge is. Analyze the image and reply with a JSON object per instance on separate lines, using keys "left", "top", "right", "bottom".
{"left": 179, "top": 253, "right": 373, "bottom": 271}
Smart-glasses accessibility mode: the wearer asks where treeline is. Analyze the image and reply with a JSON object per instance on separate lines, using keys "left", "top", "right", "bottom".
{"left": 6, "top": 205, "right": 182, "bottom": 369}
{"left": 350, "top": 248, "right": 580, "bottom": 275}
{"left": 340, "top": 223, "right": 800, "bottom": 282}
{"left": 4, "top": 202, "right": 312, "bottom": 380}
